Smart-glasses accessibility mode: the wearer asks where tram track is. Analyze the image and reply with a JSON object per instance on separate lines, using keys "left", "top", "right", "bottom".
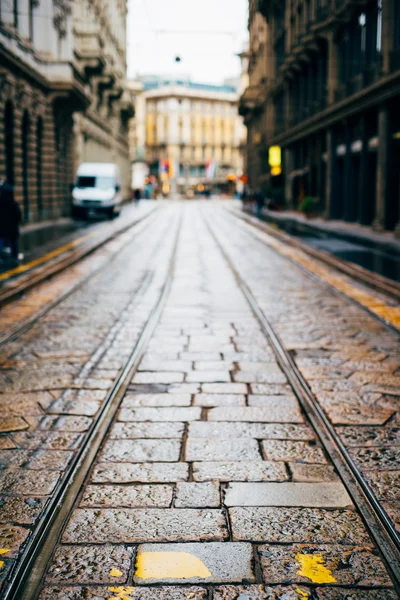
{"left": 3, "top": 210, "right": 182, "bottom": 600}
{"left": 224, "top": 206, "right": 400, "bottom": 337}
{"left": 202, "top": 209, "right": 400, "bottom": 594}
{"left": 0, "top": 206, "right": 163, "bottom": 349}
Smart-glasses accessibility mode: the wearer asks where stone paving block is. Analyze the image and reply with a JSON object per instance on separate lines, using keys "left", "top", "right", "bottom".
{"left": 186, "top": 371, "right": 231, "bottom": 383}
{"left": 313, "top": 590, "right": 397, "bottom": 599}
{"left": 382, "top": 502, "right": 400, "bottom": 533}
{"left": 289, "top": 464, "right": 340, "bottom": 483}
{"left": 0, "top": 469, "right": 60, "bottom": 495}
{"left": 322, "top": 404, "right": 395, "bottom": 425}
{"left": 0, "top": 497, "right": 45, "bottom": 524}
{"left": 258, "top": 544, "right": 392, "bottom": 586}
{"left": 249, "top": 384, "right": 299, "bottom": 395}
{"left": 38, "top": 416, "right": 92, "bottom": 432}
{"left": 213, "top": 585, "right": 315, "bottom": 600}
{"left": 195, "top": 362, "right": 234, "bottom": 371}
{"left": 237, "top": 363, "right": 284, "bottom": 374}
{"left": 262, "top": 441, "right": 327, "bottom": 463}
{"left": 134, "top": 542, "right": 254, "bottom": 584}
{"left": 209, "top": 407, "right": 304, "bottom": 424}
{"left": 186, "top": 439, "right": 261, "bottom": 461}
{"left": 336, "top": 426, "right": 400, "bottom": 447}
{"left": 39, "top": 586, "right": 208, "bottom": 599}
{"left": 247, "top": 395, "right": 300, "bottom": 409}
{"left": 27, "top": 449, "right": 74, "bottom": 470}
{"left": 100, "top": 439, "right": 181, "bottom": 462}
{"left": 193, "top": 394, "right": 246, "bottom": 407}
{"left": 80, "top": 485, "right": 173, "bottom": 508}
{"left": 0, "top": 437, "right": 16, "bottom": 449}
{"left": 11, "top": 431, "right": 82, "bottom": 449}
{"left": 229, "top": 507, "right": 369, "bottom": 544}
{"left": 233, "top": 371, "right": 288, "bottom": 384}
{"left": 92, "top": 462, "right": 189, "bottom": 483}
{"left": 224, "top": 482, "right": 352, "bottom": 508}
{"left": 349, "top": 446, "right": 400, "bottom": 470}
{"left": 168, "top": 383, "right": 201, "bottom": 394}
{"left": 181, "top": 352, "right": 222, "bottom": 361}
{"left": 0, "top": 417, "right": 29, "bottom": 433}
{"left": 0, "top": 524, "right": 29, "bottom": 556}
{"left": 46, "top": 544, "right": 133, "bottom": 584}
{"left": 188, "top": 422, "right": 315, "bottom": 440}
{"left": 132, "top": 372, "right": 185, "bottom": 384}
{"left": 122, "top": 394, "right": 191, "bottom": 407}
{"left": 193, "top": 461, "right": 288, "bottom": 482}
{"left": 202, "top": 384, "right": 247, "bottom": 394}
{"left": 364, "top": 471, "right": 400, "bottom": 500}
{"left": 62, "top": 508, "right": 228, "bottom": 543}
{"left": 139, "top": 360, "right": 192, "bottom": 372}
{"left": 109, "top": 422, "right": 184, "bottom": 439}
{"left": 0, "top": 392, "right": 54, "bottom": 416}
{"left": 47, "top": 399, "right": 101, "bottom": 417}
{"left": 175, "top": 482, "right": 220, "bottom": 507}
{"left": 118, "top": 407, "right": 201, "bottom": 422}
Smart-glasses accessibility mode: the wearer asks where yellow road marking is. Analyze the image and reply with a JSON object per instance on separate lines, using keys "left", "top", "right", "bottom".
{"left": 0, "top": 549, "right": 9, "bottom": 555}
{"left": 296, "top": 553, "right": 336, "bottom": 584}
{"left": 109, "top": 568, "right": 123, "bottom": 577}
{"left": 108, "top": 586, "right": 135, "bottom": 600}
{"left": 135, "top": 551, "right": 212, "bottom": 580}
{"left": 295, "top": 589, "right": 309, "bottom": 599}
{"left": 0, "top": 232, "right": 96, "bottom": 282}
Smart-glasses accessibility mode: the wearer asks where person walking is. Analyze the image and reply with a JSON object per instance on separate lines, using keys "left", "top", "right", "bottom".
{"left": 254, "top": 188, "right": 265, "bottom": 219}
{"left": 0, "top": 179, "right": 22, "bottom": 262}
{"left": 134, "top": 189, "right": 141, "bottom": 205}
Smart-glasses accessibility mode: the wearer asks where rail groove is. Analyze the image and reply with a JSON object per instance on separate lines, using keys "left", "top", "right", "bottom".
{"left": 4, "top": 211, "right": 182, "bottom": 600}
{"left": 0, "top": 207, "right": 162, "bottom": 349}
{"left": 203, "top": 209, "right": 400, "bottom": 593}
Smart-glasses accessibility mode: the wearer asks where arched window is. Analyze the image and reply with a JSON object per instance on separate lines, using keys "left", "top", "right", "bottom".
{"left": 4, "top": 101, "right": 15, "bottom": 185}
{"left": 36, "top": 117, "right": 43, "bottom": 217}
{"left": 22, "top": 111, "right": 30, "bottom": 221}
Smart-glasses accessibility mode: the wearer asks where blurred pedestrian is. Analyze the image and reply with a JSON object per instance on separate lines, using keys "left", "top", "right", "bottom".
{"left": 254, "top": 189, "right": 265, "bottom": 218}
{"left": 134, "top": 189, "right": 141, "bottom": 204}
{"left": 0, "top": 179, "right": 22, "bottom": 262}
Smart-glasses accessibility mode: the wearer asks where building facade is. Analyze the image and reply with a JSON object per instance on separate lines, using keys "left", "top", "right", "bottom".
{"left": 0, "top": 0, "right": 133, "bottom": 225}
{"left": 241, "top": 0, "right": 400, "bottom": 231}
{"left": 129, "top": 76, "right": 246, "bottom": 198}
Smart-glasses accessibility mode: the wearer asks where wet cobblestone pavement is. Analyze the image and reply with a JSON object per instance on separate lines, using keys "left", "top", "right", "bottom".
{"left": 0, "top": 203, "right": 399, "bottom": 599}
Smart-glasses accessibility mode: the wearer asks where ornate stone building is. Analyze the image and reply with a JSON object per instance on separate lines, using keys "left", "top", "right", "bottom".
{"left": 241, "top": 0, "right": 400, "bottom": 232}
{"left": 0, "top": 0, "right": 133, "bottom": 224}
{"left": 128, "top": 76, "right": 246, "bottom": 198}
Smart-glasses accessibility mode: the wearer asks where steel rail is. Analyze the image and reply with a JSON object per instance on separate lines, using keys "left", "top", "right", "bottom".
{"left": 224, "top": 207, "right": 400, "bottom": 337}
{"left": 229, "top": 206, "right": 400, "bottom": 302}
{"left": 0, "top": 205, "right": 161, "bottom": 308}
{"left": 4, "top": 210, "right": 182, "bottom": 600}
{"left": 0, "top": 207, "right": 163, "bottom": 349}
{"left": 203, "top": 209, "right": 400, "bottom": 594}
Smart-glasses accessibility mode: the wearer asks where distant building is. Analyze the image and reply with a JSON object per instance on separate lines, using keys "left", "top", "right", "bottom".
{"left": 0, "top": 0, "right": 133, "bottom": 224}
{"left": 241, "top": 0, "right": 400, "bottom": 232}
{"left": 128, "top": 76, "right": 246, "bottom": 198}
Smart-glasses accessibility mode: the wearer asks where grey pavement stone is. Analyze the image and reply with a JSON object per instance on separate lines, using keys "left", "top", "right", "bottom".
{"left": 250, "top": 384, "right": 297, "bottom": 395}
{"left": 122, "top": 394, "right": 191, "bottom": 407}
{"left": 38, "top": 416, "right": 92, "bottom": 432}
{"left": 100, "top": 439, "right": 181, "bottom": 462}
{"left": 139, "top": 360, "right": 192, "bottom": 372}
{"left": 134, "top": 542, "right": 254, "bottom": 584}
{"left": 168, "top": 383, "right": 201, "bottom": 394}
{"left": 186, "top": 439, "right": 261, "bottom": 461}
{"left": 193, "top": 395, "right": 246, "bottom": 407}
{"left": 258, "top": 544, "right": 392, "bottom": 586}
{"left": 234, "top": 371, "right": 287, "bottom": 384}
{"left": 188, "top": 422, "right": 315, "bottom": 440}
{"left": 195, "top": 362, "right": 234, "bottom": 371}
{"left": 46, "top": 544, "right": 133, "bottom": 584}
{"left": 47, "top": 399, "right": 100, "bottom": 416}
{"left": 224, "top": 482, "right": 352, "bottom": 508}
{"left": 0, "top": 417, "right": 28, "bottom": 433}
{"left": 175, "top": 482, "right": 220, "bottom": 507}
{"left": 91, "top": 462, "right": 189, "bottom": 483}
{"left": 261, "top": 440, "right": 327, "bottom": 463}
{"left": 364, "top": 471, "right": 400, "bottom": 500}
{"left": 202, "top": 384, "right": 247, "bottom": 394}
{"left": 193, "top": 461, "right": 288, "bottom": 482}
{"left": 322, "top": 404, "right": 395, "bottom": 425}
{"left": 186, "top": 371, "right": 231, "bottom": 383}
{"left": 0, "top": 524, "right": 29, "bottom": 555}
{"left": 132, "top": 373, "right": 185, "bottom": 384}
{"left": 10, "top": 431, "right": 81, "bottom": 450}
{"left": 336, "top": 426, "right": 400, "bottom": 447}
{"left": 382, "top": 502, "right": 400, "bottom": 533}
{"left": 247, "top": 396, "right": 299, "bottom": 409}
{"left": 181, "top": 352, "right": 222, "bottom": 361}
{"left": 290, "top": 464, "right": 340, "bottom": 483}
{"left": 118, "top": 407, "right": 201, "bottom": 422}
{"left": 109, "top": 422, "right": 185, "bottom": 439}
{"left": 0, "top": 497, "right": 45, "bottom": 524}
{"left": 349, "top": 446, "right": 400, "bottom": 470}
{"left": 213, "top": 587, "right": 397, "bottom": 600}
{"left": 209, "top": 407, "right": 303, "bottom": 424}
{"left": 39, "top": 586, "right": 208, "bottom": 599}
{"left": 80, "top": 485, "right": 173, "bottom": 507}
{"left": 229, "top": 507, "right": 369, "bottom": 544}
{"left": 62, "top": 508, "right": 228, "bottom": 543}
{"left": 0, "top": 469, "right": 60, "bottom": 495}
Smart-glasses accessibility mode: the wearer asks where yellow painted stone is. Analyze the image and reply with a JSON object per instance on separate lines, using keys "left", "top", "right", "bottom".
{"left": 295, "top": 589, "right": 309, "bottom": 599}
{"left": 108, "top": 586, "right": 135, "bottom": 600}
{"left": 136, "top": 551, "right": 212, "bottom": 580}
{"left": 296, "top": 553, "right": 336, "bottom": 584}
{"left": 0, "top": 549, "right": 9, "bottom": 555}
{"left": 109, "top": 568, "right": 123, "bottom": 577}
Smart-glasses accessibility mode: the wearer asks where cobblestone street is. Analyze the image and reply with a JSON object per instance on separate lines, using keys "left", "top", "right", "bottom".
{"left": 0, "top": 203, "right": 399, "bottom": 599}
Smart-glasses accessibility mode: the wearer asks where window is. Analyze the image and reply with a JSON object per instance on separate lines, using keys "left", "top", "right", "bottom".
{"left": 13, "top": 0, "right": 18, "bottom": 28}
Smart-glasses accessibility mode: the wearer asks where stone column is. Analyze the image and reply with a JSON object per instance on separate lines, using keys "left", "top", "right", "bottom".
{"left": 374, "top": 105, "right": 389, "bottom": 231}
{"left": 327, "top": 31, "right": 338, "bottom": 105}
{"left": 324, "top": 128, "right": 335, "bottom": 219}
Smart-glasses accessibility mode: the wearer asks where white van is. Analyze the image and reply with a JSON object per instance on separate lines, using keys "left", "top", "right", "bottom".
{"left": 72, "top": 163, "right": 122, "bottom": 219}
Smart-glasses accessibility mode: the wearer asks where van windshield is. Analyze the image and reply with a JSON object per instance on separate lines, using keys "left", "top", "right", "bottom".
{"left": 76, "top": 176, "right": 114, "bottom": 189}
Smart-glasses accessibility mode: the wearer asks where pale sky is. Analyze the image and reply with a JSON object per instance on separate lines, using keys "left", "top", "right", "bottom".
{"left": 127, "top": 0, "right": 249, "bottom": 85}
